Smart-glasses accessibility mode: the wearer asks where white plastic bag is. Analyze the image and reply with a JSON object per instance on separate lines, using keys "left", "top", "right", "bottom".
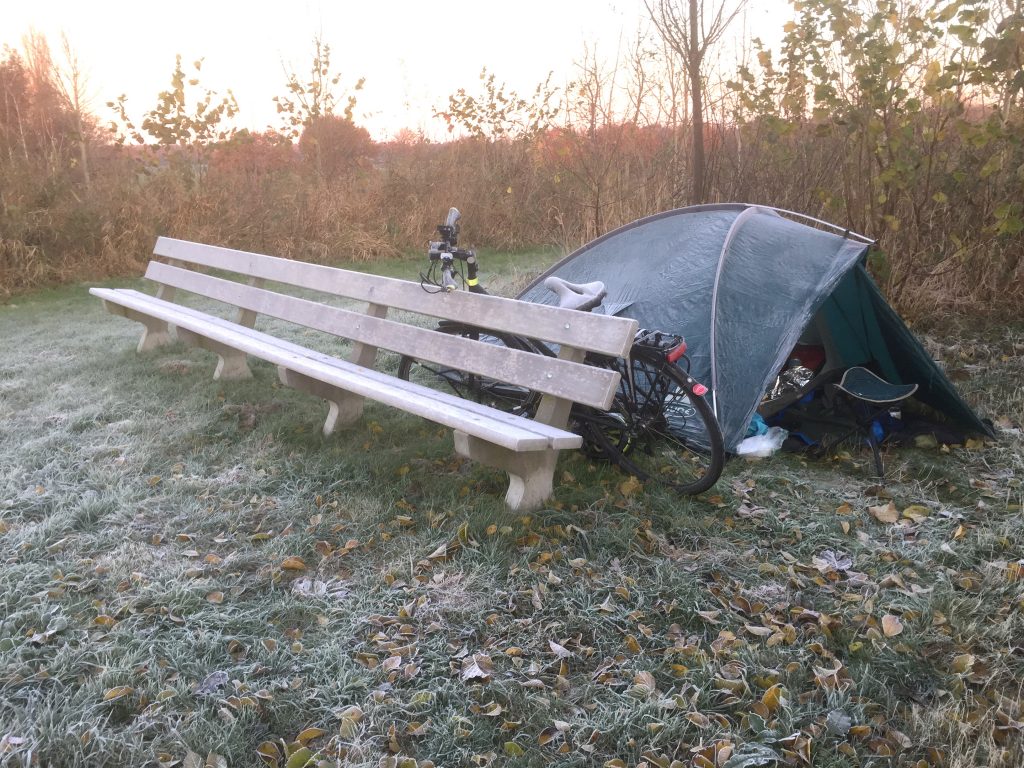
{"left": 736, "top": 426, "right": 788, "bottom": 458}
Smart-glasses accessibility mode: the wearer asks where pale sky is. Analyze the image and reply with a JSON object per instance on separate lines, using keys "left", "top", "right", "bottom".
{"left": 2, "top": 0, "right": 788, "bottom": 141}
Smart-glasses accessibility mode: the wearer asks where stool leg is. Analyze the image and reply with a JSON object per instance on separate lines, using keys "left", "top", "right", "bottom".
{"left": 856, "top": 403, "right": 886, "bottom": 479}
{"left": 846, "top": 397, "right": 887, "bottom": 479}
{"left": 866, "top": 430, "right": 884, "bottom": 478}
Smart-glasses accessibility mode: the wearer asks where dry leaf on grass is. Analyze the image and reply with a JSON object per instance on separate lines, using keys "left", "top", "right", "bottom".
{"left": 194, "top": 671, "right": 229, "bottom": 697}
{"left": 549, "top": 640, "right": 572, "bottom": 658}
{"left": 901, "top": 504, "right": 930, "bottom": 522}
{"left": 102, "top": 686, "right": 133, "bottom": 702}
{"left": 869, "top": 502, "right": 900, "bottom": 523}
{"left": 460, "top": 653, "right": 493, "bottom": 682}
{"left": 882, "top": 614, "right": 904, "bottom": 637}
{"left": 812, "top": 550, "right": 853, "bottom": 573}
{"left": 619, "top": 476, "right": 643, "bottom": 496}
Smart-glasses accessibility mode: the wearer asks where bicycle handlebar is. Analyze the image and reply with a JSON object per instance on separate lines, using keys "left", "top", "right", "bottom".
{"left": 428, "top": 246, "right": 476, "bottom": 262}
{"left": 421, "top": 206, "right": 483, "bottom": 293}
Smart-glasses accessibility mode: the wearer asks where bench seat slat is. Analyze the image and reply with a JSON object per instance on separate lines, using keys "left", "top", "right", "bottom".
{"left": 136, "top": 294, "right": 581, "bottom": 447}
{"left": 153, "top": 237, "right": 638, "bottom": 357}
{"left": 145, "top": 261, "right": 621, "bottom": 411}
{"left": 90, "top": 288, "right": 583, "bottom": 452}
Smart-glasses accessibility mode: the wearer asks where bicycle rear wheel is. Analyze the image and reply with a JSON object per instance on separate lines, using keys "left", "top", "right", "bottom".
{"left": 396, "top": 323, "right": 542, "bottom": 416}
{"left": 584, "top": 355, "right": 725, "bottom": 496}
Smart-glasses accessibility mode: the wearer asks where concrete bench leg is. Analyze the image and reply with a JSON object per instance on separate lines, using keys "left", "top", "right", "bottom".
{"left": 102, "top": 301, "right": 173, "bottom": 353}
{"left": 454, "top": 431, "right": 558, "bottom": 511}
{"left": 175, "top": 327, "right": 252, "bottom": 380}
{"left": 278, "top": 367, "right": 364, "bottom": 436}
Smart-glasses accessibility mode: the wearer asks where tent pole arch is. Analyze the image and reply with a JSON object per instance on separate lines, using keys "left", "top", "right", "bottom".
{"left": 758, "top": 205, "right": 874, "bottom": 244}
{"left": 708, "top": 205, "right": 761, "bottom": 418}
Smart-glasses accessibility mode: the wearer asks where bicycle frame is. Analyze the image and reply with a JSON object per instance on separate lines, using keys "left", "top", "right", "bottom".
{"left": 405, "top": 207, "right": 725, "bottom": 494}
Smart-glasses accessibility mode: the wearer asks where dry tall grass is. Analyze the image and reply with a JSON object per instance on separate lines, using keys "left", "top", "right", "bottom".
{"left": 2, "top": 123, "right": 1021, "bottom": 321}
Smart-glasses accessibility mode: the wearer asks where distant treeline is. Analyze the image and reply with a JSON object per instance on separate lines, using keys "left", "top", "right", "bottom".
{"left": 1, "top": 0, "right": 1021, "bottom": 318}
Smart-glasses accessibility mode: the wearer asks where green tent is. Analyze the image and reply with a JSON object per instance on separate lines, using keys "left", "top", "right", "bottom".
{"left": 518, "top": 204, "right": 992, "bottom": 451}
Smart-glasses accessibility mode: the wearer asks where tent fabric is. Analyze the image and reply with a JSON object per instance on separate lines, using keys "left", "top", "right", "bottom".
{"left": 517, "top": 204, "right": 991, "bottom": 451}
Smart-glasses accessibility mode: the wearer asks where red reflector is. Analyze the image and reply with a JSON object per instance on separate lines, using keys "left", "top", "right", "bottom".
{"left": 692, "top": 383, "right": 708, "bottom": 397}
{"left": 667, "top": 342, "right": 687, "bottom": 363}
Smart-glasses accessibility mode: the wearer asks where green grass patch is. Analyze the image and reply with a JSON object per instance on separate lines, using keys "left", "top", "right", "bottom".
{"left": 0, "top": 256, "right": 1022, "bottom": 767}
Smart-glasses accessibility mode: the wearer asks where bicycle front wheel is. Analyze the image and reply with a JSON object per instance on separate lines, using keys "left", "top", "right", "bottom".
{"left": 585, "top": 356, "right": 725, "bottom": 496}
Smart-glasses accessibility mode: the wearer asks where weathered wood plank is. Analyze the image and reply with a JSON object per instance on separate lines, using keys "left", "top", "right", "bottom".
{"left": 143, "top": 263, "right": 620, "bottom": 410}
{"left": 152, "top": 237, "right": 638, "bottom": 357}
{"left": 100, "top": 291, "right": 584, "bottom": 448}
{"left": 89, "top": 288, "right": 584, "bottom": 452}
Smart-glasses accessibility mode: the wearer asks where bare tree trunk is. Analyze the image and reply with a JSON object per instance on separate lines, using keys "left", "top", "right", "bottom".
{"left": 76, "top": 112, "right": 91, "bottom": 192}
{"left": 645, "top": 0, "right": 747, "bottom": 205}
{"left": 688, "top": 0, "right": 705, "bottom": 203}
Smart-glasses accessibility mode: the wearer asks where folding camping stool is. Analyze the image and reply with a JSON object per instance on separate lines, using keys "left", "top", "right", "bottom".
{"left": 830, "top": 367, "right": 918, "bottom": 478}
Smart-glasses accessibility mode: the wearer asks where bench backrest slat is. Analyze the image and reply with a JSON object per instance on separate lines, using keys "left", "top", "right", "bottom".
{"left": 154, "top": 237, "right": 637, "bottom": 358}
{"left": 146, "top": 262, "right": 621, "bottom": 410}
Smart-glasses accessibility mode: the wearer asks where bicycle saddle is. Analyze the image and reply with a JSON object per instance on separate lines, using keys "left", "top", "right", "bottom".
{"left": 544, "top": 276, "right": 607, "bottom": 312}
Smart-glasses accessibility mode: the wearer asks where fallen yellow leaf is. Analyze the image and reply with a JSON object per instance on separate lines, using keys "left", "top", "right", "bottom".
{"left": 503, "top": 741, "right": 525, "bottom": 757}
{"left": 255, "top": 741, "right": 280, "bottom": 762}
{"left": 952, "top": 653, "right": 975, "bottom": 674}
{"left": 102, "top": 686, "right": 134, "bottom": 701}
{"left": 284, "top": 747, "right": 312, "bottom": 768}
{"left": 296, "top": 726, "right": 326, "bottom": 744}
{"left": 619, "top": 476, "right": 643, "bottom": 496}
{"left": 762, "top": 683, "right": 788, "bottom": 712}
{"left": 901, "top": 504, "right": 930, "bottom": 522}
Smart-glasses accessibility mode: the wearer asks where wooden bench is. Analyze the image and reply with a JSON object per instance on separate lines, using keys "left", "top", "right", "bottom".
{"left": 90, "top": 237, "right": 638, "bottom": 510}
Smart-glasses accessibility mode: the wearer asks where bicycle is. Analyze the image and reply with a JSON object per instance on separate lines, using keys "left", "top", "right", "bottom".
{"left": 398, "top": 207, "right": 725, "bottom": 496}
